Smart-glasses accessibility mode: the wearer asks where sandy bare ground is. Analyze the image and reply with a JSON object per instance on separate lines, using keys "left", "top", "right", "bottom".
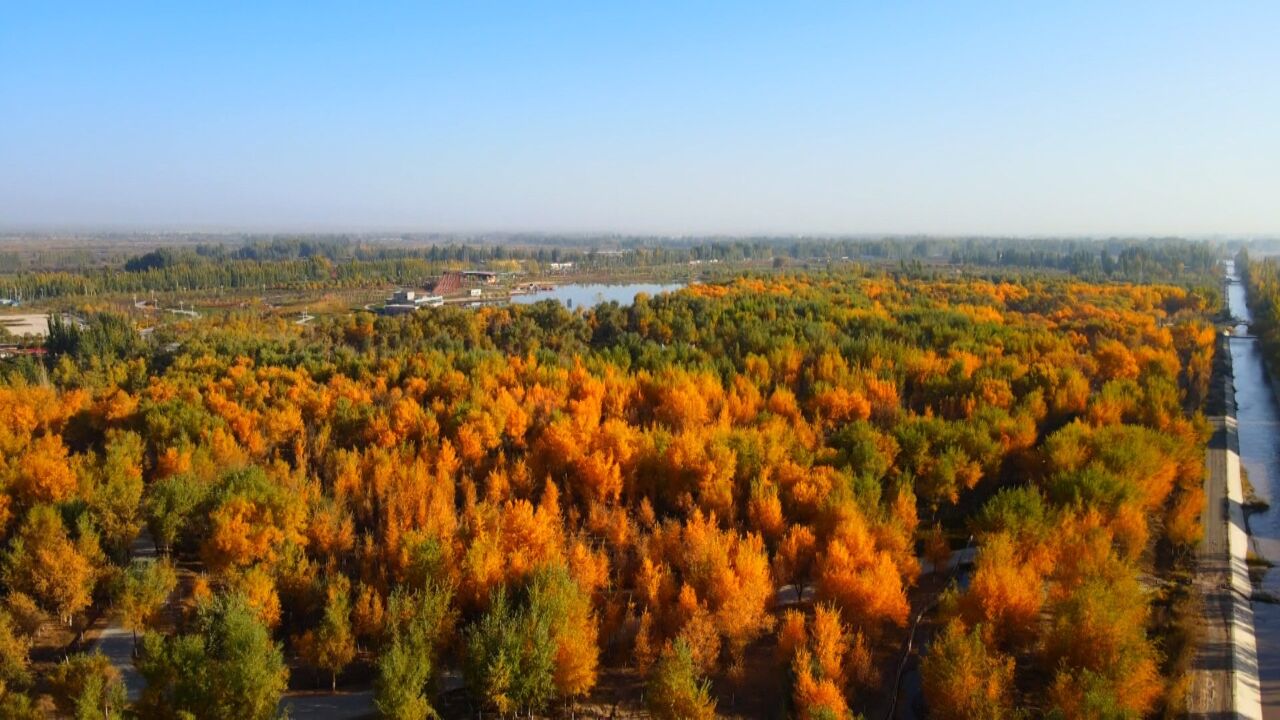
{"left": 0, "top": 313, "right": 49, "bottom": 337}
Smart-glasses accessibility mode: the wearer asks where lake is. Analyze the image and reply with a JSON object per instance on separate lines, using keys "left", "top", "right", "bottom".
{"left": 508, "top": 283, "right": 685, "bottom": 309}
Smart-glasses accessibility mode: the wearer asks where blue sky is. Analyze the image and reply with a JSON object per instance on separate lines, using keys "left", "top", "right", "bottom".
{"left": 1, "top": 2, "right": 1277, "bottom": 235}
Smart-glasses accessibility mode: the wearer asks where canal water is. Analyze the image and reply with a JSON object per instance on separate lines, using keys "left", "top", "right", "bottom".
{"left": 508, "top": 283, "right": 685, "bottom": 309}
{"left": 1226, "top": 258, "right": 1280, "bottom": 715}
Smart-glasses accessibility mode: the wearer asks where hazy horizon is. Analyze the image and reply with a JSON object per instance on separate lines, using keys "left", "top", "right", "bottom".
{"left": 3, "top": 3, "right": 1278, "bottom": 236}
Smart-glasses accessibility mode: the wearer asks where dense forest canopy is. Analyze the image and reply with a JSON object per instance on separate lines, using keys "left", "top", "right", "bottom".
{"left": 0, "top": 260, "right": 1219, "bottom": 718}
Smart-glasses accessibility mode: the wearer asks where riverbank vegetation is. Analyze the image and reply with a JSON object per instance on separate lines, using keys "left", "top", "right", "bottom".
{"left": 1241, "top": 249, "right": 1280, "bottom": 365}
{"left": 0, "top": 260, "right": 1217, "bottom": 717}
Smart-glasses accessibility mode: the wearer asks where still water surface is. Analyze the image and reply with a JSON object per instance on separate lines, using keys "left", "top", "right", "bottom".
{"left": 508, "top": 283, "right": 685, "bottom": 308}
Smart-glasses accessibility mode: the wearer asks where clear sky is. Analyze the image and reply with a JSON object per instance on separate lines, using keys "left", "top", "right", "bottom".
{"left": 1, "top": 2, "right": 1277, "bottom": 236}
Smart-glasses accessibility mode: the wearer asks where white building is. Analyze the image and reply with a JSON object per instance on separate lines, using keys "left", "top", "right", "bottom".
{"left": 382, "top": 289, "right": 444, "bottom": 315}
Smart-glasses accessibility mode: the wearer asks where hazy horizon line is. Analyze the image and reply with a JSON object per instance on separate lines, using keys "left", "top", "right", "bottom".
{"left": 1, "top": 225, "right": 1275, "bottom": 243}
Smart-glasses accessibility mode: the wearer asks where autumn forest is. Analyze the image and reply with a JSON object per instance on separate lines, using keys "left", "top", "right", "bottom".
{"left": 0, "top": 243, "right": 1226, "bottom": 719}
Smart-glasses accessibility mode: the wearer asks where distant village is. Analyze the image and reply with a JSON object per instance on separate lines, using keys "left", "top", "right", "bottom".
{"left": 379, "top": 268, "right": 566, "bottom": 315}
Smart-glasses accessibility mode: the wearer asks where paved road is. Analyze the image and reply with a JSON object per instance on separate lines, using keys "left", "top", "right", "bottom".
{"left": 93, "top": 531, "right": 158, "bottom": 702}
{"left": 918, "top": 546, "right": 976, "bottom": 576}
{"left": 280, "top": 690, "right": 376, "bottom": 719}
{"left": 90, "top": 530, "right": 378, "bottom": 718}
{"left": 1190, "top": 415, "right": 1235, "bottom": 717}
{"left": 1191, "top": 331, "right": 1264, "bottom": 720}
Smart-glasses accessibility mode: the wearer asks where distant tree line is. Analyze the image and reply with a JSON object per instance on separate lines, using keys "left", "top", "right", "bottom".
{"left": 0, "top": 236, "right": 1220, "bottom": 301}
